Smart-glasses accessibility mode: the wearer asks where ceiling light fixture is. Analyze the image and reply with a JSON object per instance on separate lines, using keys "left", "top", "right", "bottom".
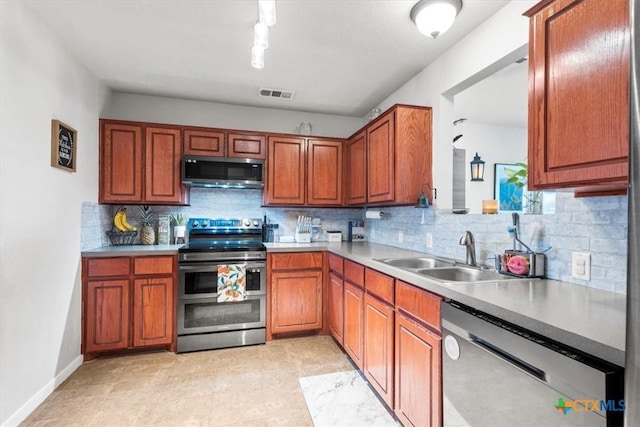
{"left": 411, "top": 0, "right": 463, "bottom": 39}
{"left": 251, "top": 46, "right": 265, "bottom": 69}
{"left": 258, "top": 0, "right": 276, "bottom": 27}
{"left": 252, "top": 0, "right": 276, "bottom": 69}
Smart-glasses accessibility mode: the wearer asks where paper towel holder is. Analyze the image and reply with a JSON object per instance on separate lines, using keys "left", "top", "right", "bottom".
{"left": 415, "top": 184, "right": 436, "bottom": 208}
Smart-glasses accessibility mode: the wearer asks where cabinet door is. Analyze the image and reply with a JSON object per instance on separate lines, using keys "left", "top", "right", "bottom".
{"left": 144, "top": 126, "right": 187, "bottom": 204}
{"left": 343, "top": 281, "right": 364, "bottom": 369}
{"left": 307, "top": 138, "right": 343, "bottom": 206}
{"left": 364, "top": 294, "right": 394, "bottom": 408}
{"left": 228, "top": 133, "right": 267, "bottom": 159}
{"left": 85, "top": 280, "right": 130, "bottom": 353}
{"left": 183, "top": 128, "right": 225, "bottom": 156}
{"left": 395, "top": 313, "right": 442, "bottom": 427}
{"left": 367, "top": 111, "right": 395, "bottom": 204}
{"left": 328, "top": 272, "right": 344, "bottom": 345}
{"left": 345, "top": 130, "right": 367, "bottom": 205}
{"left": 100, "top": 121, "right": 143, "bottom": 203}
{"left": 526, "top": 0, "right": 629, "bottom": 191}
{"left": 265, "top": 136, "right": 306, "bottom": 205}
{"left": 270, "top": 269, "right": 323, "bottom": 333}
{"left": 132, "top": 277, "right": 174, "bottom": 347}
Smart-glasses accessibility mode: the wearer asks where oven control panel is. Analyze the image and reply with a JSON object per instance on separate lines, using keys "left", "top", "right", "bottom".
{"left": 187, "top": 218, "right": 263, "bottom": 230}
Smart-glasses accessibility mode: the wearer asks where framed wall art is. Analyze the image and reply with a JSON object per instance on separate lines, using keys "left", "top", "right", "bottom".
{"left": 51, "top": 119, "right": 77, "bottom": 172}
{"left": 494, "top": 163, "right": 523, "bottom": 212}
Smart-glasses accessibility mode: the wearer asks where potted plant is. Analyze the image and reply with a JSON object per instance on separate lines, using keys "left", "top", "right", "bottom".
{"left": 171, "top": 213, "right": 188, "bottom": 242}
{"left": 504, "top": 163, "right": 542, "bottom": 214}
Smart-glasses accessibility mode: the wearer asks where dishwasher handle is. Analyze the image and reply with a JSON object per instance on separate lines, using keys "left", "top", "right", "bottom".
{"left": 470, "top": 334, "right": 546, "bottom": 382}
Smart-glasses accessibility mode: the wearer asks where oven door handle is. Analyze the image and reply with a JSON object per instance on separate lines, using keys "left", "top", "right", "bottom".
{"left": 179, "top": 263, "right": 265, "bottom": 271}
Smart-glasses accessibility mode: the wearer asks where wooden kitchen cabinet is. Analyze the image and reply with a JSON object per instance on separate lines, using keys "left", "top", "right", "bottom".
{"left": 132, "top": 277, "right": 174, "bottom": 347}
{"left": 345, "top": 130, "right": 367, "bottom": 205}
{"left": 100, "top": 121, "right": 143, "bottom": 203}
{"left": 524, "top": 0, "right": 630, "bottom": 195}
{"left": 82, "top": 255, "right": 177, "bottom": 359}
{"left": 328, "top": 272, "right": 344, "bottom": 345}
{"left": 346, "top": 105, "right": 432, "bottom": 206}
{"left": 85, "top": 279, "right": 130, "bottom": 353}
{"left": 99, "top": 120, "right": 188, "bottom": 205}
{"left": 394, "top": 280, "right": 442, "bottom": 427}
{"left": 307, "top": 138, "right": 343, "bottom": 206}
{"left": 265, "top": 136, "right": 344, "bottom": 206}
{"left": 144, "top": 126, "right": 185, "bottom": 204}
{"left": 183, "top": 127, "right": 266, "bottom": 159}
{"left": 395, "top": 312, "right": 442, "bottom": 427}
{"left": 343, "top": 280, "right": 364, "bottom": 369}
{"left": 268, "top": 252, "right": 324, "bottom": 335}
{"left": 265, "top": 136, "right": 306, "bottom": 205}
{"left": 364, "top": 293, "right": 394, "bottom": 408}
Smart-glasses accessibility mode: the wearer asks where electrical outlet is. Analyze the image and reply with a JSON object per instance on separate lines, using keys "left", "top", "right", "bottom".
{"left": 572, "top": 252, "right": 591, "bottom": 281}
{"left": 398, "top": 231, "right": 404, "bottom": 243}
{"left": 426, "top": 232, "right": 433, "bottom": 248}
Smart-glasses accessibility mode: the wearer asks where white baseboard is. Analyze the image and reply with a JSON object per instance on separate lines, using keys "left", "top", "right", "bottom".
{"left": 1, "top": 355, "right": 83, "bottom": 427}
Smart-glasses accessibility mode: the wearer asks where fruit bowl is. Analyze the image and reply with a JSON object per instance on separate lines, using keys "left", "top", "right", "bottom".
{"left": 106, "top": 230, "right": 137, "bottom": 246}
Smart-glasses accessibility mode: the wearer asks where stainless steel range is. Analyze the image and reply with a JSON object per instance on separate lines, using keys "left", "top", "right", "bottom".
{"left": 177, "top": 218, "right": 266, "bottom": 353}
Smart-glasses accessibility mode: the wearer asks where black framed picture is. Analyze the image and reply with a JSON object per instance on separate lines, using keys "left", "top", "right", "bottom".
{"left": 51, "top": 119, "right": 77, "bottom": 172}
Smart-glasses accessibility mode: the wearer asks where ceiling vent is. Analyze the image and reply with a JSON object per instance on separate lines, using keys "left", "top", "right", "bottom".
{"left": 259, "top": 88, "right": 295, "bottom": 99}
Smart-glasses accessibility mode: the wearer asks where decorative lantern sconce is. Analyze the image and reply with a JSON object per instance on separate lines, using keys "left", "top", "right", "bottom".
{"left": 470, "top": 152, "right": 485, "bottom": 182}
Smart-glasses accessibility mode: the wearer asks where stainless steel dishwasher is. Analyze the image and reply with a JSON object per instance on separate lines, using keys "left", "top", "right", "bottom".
{"left": 442, "top": 301, "right": 624, "bottom": 427}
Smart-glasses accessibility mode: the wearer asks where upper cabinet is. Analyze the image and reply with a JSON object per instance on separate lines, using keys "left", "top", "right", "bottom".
{"left": 264, "top": 136, "right": 344, "bottom": 206}
{"left": 99, "top": 119, "right": 188, "bottom": 205}
{"left": 525, "top": 0, "right": 630, "bottom": 195}
{"left": 183, "top": 127, "right": 266, "bottom": 159}
{"left": 346, "top": 105, "right": 433, "bottom": 207}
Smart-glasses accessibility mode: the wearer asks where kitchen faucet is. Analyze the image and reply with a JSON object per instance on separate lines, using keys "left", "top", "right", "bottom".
{"left": 459, "top": 231, "right": 477, "bottom": 266}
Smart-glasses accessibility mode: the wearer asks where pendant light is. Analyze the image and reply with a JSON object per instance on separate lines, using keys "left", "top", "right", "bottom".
{"left": 411, "top": 0, "right": 463, "bottom": 39}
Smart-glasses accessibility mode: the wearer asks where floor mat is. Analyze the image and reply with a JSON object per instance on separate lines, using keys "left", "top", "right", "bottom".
{"left": 298, "top": 370, "right": 399, "bottom": 426}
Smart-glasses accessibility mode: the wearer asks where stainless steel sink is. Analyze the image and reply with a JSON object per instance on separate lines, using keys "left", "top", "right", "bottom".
{"left": 377, "top": 257, "right": 455, "bottom": 269}
{"left": 415, "top": 266, "right": 510, "bottom": 283}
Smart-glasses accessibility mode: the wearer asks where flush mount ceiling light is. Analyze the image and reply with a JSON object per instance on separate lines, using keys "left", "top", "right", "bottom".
{"left": 411, "top": 0, "right": 463, "bottom": 39}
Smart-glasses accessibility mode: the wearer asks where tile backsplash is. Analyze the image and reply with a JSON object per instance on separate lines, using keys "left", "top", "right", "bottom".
{"left": 81, "top": 190, "right": 628, "bottom": 294}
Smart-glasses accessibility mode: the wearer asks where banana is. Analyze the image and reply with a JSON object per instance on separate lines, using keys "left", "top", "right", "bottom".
{"left": 120, "top": 209, "right": 137, "bottom": 231}
{"left": 113, "top": 209, "right": 128, "bottom": 232}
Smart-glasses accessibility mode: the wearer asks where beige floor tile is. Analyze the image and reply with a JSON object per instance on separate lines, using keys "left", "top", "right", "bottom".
{"left": 20, "top": 336, "right": 351, "bottom": 427}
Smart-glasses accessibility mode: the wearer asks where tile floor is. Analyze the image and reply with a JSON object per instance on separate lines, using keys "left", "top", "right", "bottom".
{"left": 21, "top": 336, "right": 357, "bottom": 426}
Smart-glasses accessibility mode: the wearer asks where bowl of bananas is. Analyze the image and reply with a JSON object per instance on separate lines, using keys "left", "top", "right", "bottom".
{"left": 108, "top": 207, "right": 138, "bottom": 245}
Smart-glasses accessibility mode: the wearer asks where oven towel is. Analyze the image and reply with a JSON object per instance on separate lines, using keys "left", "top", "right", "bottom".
{"left": 217, "top": 264, "right": 247, "bottom": 303}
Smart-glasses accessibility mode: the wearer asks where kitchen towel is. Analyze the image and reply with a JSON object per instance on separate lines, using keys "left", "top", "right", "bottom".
{"left": 217, "top": 264, "right": 247, "bottom": 303}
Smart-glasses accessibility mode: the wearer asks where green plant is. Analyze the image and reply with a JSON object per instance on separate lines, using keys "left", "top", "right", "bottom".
{"left": 171, "top": 213, "right": 187, "bottom": 226}
{"left": 138, "top": 205, "right": 154, "bottom": 227}
{"left": 504, "top": 162, "right": 528, "bottom": 189}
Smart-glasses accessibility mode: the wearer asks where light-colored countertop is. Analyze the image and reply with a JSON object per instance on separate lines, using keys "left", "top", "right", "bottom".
{"left": 81, "top": 244, "right": 184, "bottom": 257}
{"left": 82, "top": 241, "right": 626, "bottom": 366}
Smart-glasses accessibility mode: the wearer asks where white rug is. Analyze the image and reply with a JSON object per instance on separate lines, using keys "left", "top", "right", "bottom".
{"left": 299, "top": 370, "right": 400, "bottom": 427}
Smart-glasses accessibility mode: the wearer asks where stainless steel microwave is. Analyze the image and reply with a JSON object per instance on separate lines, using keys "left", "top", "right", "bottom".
{"left": 182, "top": 156, "right": 264, "bottom": 189}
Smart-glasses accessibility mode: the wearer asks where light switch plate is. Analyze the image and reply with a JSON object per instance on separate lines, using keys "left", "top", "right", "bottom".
{"left": 571, "top": 252, "right": 591, "bottom": 281}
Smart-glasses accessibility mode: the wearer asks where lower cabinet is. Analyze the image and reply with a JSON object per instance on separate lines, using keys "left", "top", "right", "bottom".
{"left": 268, "top": 252, "right": 324, "bottom": 336}
{"left": 364, "top": 293, "right": 394, "bottom": 408}
{"left": 394, "top": 312, "right": 442, "bottom": 427}
{"left": 132, "top": 277, "right": 174, "bottom": 347}
{"left": 82, "top": 255, "right": 176, "bottom": 359}
{"left": 328, "top": 272, "right": 344, "bottom": 344}
{"left": 343, "top": 281, "right": 364, "bottom": 369}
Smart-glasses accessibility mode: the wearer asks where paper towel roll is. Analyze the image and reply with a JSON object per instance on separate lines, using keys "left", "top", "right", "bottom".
{"left": 365, "top": 210, "right": 385, "bottom": 219}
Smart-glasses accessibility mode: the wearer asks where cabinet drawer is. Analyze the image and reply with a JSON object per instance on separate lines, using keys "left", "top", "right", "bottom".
{"left": 344, "top": 260, "right": 364, "bottom": 287}
{"left": 270, "top": 252, "right": 323, "bottom": 270}
{"left": 365, "top": 268, "right": 394, "bottom": 304}
{"left": 134, "top": 256, "right": 175, "bottom": 276}
{"left": 395, "top": 280, "right": 441, "bottom": 331}
{"left": 86, "top": 257, "right": 130, "bottom": 278}
{"left": 328, "top": 253, "right": 344, "bottom": 275}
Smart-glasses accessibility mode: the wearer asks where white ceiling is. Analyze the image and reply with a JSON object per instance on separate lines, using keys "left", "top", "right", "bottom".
{"left": 23, "top": 0, "right": 510, "bottom": 117}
